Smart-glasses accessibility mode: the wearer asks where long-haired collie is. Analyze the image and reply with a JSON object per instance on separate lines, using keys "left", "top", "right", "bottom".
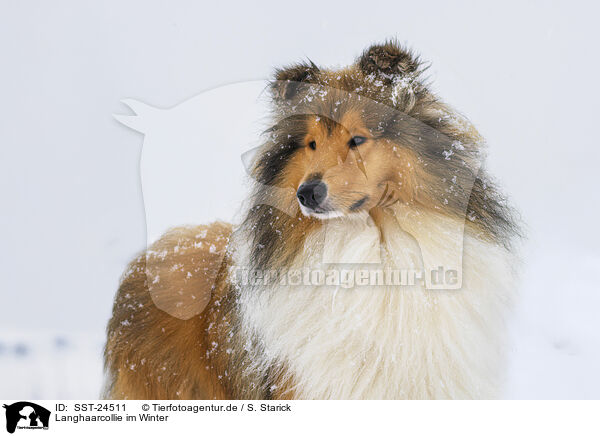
{"left": 104, "top": 41, "right": 520, "bottom": 400}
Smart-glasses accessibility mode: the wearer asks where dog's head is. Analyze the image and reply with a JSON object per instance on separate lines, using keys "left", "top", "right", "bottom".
{"left": 245, "top": 41, "right": 517, "bottom": 268}
{"left": 255, "top": 42, "right": 483, "bottom": 221}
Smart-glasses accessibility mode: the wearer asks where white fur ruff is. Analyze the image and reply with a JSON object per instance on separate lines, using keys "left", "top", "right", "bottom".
{"left": 233, "top": 209, "right": 516, "bottom": 399}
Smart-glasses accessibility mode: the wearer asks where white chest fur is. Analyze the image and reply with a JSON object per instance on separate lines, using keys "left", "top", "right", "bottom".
{"left": 234, "top": 211, "right": 515, "bottom": 399}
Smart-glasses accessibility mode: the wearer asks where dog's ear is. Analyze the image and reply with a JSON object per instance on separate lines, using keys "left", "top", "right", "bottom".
{"left": 357, "top": 41, "right": 420, "bottom": 79}
{"left": 271, "top": 61, "right": 320, "bottom": 101}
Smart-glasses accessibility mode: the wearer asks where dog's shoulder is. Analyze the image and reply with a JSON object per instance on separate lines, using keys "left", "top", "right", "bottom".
{"left": 141, "top": 222, "right": 232, "bottom": 320}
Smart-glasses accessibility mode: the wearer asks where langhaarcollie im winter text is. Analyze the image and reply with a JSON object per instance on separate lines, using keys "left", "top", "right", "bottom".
{"left": 105, "top": 41, "right": 520, "bottom": 399}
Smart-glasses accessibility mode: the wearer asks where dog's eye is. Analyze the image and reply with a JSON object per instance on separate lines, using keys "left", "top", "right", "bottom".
{"left": 348, "top": 136, "right": 367, "bottom": 148}
{"left": 308, "top": 141, "right": 317, "bottom": 150}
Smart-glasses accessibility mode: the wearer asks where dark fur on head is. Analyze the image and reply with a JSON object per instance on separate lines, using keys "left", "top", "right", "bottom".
{"left": 357, "top": 41, "right": 421, "bottom": 77}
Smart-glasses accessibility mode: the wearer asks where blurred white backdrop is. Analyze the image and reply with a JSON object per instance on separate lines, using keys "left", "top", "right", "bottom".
{"left": 1, "top": 0, "right": 599, "bottom": 398}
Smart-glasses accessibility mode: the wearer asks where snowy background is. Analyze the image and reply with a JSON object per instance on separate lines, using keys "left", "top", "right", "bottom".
{"left": 1, "top": 0, "right": 599, "bottom": 399}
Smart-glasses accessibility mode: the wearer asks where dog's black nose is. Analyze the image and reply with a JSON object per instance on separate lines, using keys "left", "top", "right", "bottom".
{"left": 297, "top": 181, "right": 327, "bottom": 210}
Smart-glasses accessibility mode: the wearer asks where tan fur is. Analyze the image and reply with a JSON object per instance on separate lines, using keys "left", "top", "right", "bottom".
{"left": 291, "top": 112, "right": 432, "bottom": 213}
{"left": 104, "top": 222, "right": 233, "bottom": 399}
